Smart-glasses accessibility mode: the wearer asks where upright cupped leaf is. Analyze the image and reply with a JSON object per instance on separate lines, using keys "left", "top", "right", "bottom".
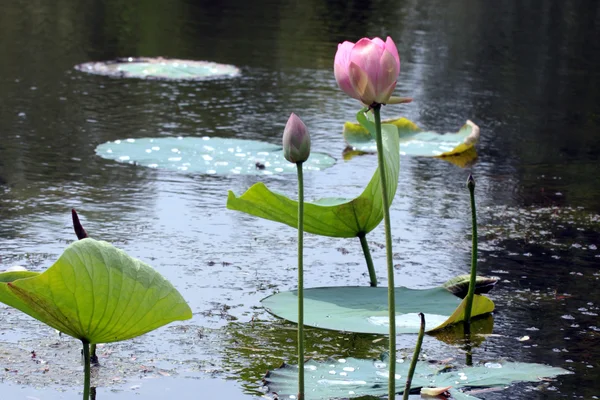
{"left": 227, "top": 112, "right": 400, "bottom": 238}
{"left": 0, "top": 238, "right": 192, "bottom": 344}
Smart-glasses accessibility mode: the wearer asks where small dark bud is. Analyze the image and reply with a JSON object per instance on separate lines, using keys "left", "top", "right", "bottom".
{"left": 72, "top": 209, "right": 89, "bottom": 240}
{"left": 467, "top": 174, "right": 475, "bottom": 191}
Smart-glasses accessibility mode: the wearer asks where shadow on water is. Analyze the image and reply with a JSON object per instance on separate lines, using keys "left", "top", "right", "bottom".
{"left": 1, "top": 0, "right": 600, "bottom": 398}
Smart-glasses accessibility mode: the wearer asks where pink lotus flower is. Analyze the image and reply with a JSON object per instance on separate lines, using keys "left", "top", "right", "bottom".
{"left": 282, "top": 113, "right": 311, "bottom": 163}
{"left": 334, "top": 37, "right": 401, "bottom": 106}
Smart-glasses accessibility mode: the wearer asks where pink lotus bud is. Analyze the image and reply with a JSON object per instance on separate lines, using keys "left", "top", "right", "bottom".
{"left": 334, "top": 36, "right": 401, "bottom": 106}
{"left": 282, "top": 113, "right": 311, "bottom": 163}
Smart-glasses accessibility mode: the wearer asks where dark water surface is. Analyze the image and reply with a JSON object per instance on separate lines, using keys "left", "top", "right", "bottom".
{"left": 1, "top": 0, "right": 599, "bottom": 399}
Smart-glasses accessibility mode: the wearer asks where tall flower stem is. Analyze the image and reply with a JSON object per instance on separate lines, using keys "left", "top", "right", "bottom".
{"left": 358, "top": 232, "right": 377, "bottom": 287}
{"left": 82, "top": 340, "right": 91, "bottom": 400}
{"left": 372, "top": 104, "right": 396, "bottom": 398}
{"left": 296, "top": 162, "right": 305, "bottom": 400}
{"left": 403, "top": 313, "right": 425, "bottom": 400}
{"left": 464, "top": 174, "right": 478, "bottom": 326}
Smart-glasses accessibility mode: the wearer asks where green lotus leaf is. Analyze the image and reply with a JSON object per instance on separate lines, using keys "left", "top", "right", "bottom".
{"left": 0, "top": 238, "right": 192, "bottom": 344}
{"left": 344, "top": 117, "right": 479, "bottom": 160}
{"left": 226, "top": 118, "right": 399, "bottom": 238}
{"left": 264, "top": 357, "right": 571, "bottom": 399}
{"left": 95, "top": 137, "right": 335, "bottom": 175}
{"left": 261, "top": 286, "right": 494, "bottom": 334}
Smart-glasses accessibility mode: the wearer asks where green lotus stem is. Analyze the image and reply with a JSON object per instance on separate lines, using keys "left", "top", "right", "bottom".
{"left": 372, "top": 104, "right": 396, "bottom": 399}
{"left": 465, "top": 336, "right": 473, "bottom": 366}
{"left": 296, "top": 162, "right": 305, "bottom": 400}
{"left": 358, "top": 232, "right": 377, "bottom": 287}
{"left": 403, "top": 313, "right": 425, "bottom": 400}
{"left": 464, "top": 174, "right": 478, "bottom": 326}
{"left": 82, "top": 340, "right": 91, "bottom": 400}
{"left": 90, "top": 344, "right": 98, "bottom": 364}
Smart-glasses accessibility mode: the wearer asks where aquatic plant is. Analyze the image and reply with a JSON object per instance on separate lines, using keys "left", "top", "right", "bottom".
{"left": 0, "top": 213, "right": 192, "bottom": 399}
{"left": 464, "top": 174, "right": 479, "bottom": 326}
{"left": 334, "top": 35, "right": 409, "bottom": 399}
{"left": 281, "top": 112, "right": 311, "bottom": 399}
{"left": 227, "top": 108, "right": 401, "bottom": 287}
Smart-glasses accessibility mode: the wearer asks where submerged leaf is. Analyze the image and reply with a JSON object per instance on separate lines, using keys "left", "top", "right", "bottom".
{"left": 75, "top": 57, "right": 240, "bottom": 81}
{"left": 265, "top": 357, "right": 571, "bottom": 400}
{"left": 227, "top": 119, "right": 400, "bottom": 237}
{"left": 0, "top": 239, "right": 192, "bottom": 343}
{"left": 343, "top": 118, "right": 479, "bottom": 162}
{"left": 96, "top": 137, "right": 335, "bottom": 176}
{"left": 261, "top": 286, "right": 494, "bottom": 334}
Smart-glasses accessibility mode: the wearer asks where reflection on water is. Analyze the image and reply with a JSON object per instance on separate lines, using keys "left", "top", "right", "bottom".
{"left": 1, "top": 0, "right": 599, "bottom": 398}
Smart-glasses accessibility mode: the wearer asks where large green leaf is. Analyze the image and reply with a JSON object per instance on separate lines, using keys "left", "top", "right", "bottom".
{"left": 264, "top": 357, "right": 571, "bottom": 399}
{"left": 344, "top": 118, "right": 479, "bottom": 158}
{"left": 261, "top": 286, "right": 494, "bottom": 334}
{"left": 226, "top": 116, "right": 400, "bottom": 238}
{"left": 95, "top": 137, "right": 336, "bottom": 176}
{"left": 0, "top": 238, "right": 192, "bottom": 344}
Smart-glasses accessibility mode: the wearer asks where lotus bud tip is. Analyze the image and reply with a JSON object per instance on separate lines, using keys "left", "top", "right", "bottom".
{"left": 282, "top": 113, "right": 311, "bottom": 164}
{"left": 467, "top": 174, "right": 475, "bottom": 190}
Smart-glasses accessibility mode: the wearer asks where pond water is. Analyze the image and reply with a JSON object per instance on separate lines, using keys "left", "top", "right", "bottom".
{"left": 1, "top": 0, "right": 599, "bottom": 399}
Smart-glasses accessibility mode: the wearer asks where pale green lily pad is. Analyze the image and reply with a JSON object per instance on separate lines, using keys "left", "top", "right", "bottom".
{"left": 344, "top": 118, "right": 479, "bottom": 158}
{"left": 261, "top": 286, "right": 494, "bottom": 334}
{"left": 0, "top": 238, "right": 192, "bottom": 344}
{"left": 227, "top": 115, "right": 399, "bottom": 237}
{"left": 95, "top": 137, "right": 336, "bottom": 175}
{"left": 265, "top": 357, "right": 571, "bottom": 399}
{"left": 75, "top": 57, "right": 240, "bottom": 80}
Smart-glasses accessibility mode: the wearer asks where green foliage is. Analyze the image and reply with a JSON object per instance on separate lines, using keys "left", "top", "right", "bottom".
{"left": 261, "top": 286, "right": 494, "bottom": 334}
{"left": 0, "top": 238, "right": 192, "bottom": 344}
{"left": 95, "top": 137, "right": 335, "bottom": 175}
{"left": 227, "top": 114, "right": 400, "bottom": 238}
{"left": 343, "top": 118, "right": 479, "bottom": 159}
{"left": 265, "top": 357, "right": 572, "bottom": 399}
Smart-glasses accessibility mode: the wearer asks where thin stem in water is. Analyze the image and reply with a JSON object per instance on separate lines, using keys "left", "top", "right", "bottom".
{"left": 463, "top": 174, "right": 478, "bottom": 326}
{"left": 403, "top": 313, "right": 425, "bottom": 400}
{"left": 90, "top": 344, "right": 98, "bottom": 364}
{"left": 372, "top": 105, "right": 396, "bottom": 399}
{"left": 82, "top": 341, "right": 91, "bottom": 400}
{"left": 358, "top": 232, "right": 377, "bottom": 287}
{"left": 296, "top": 162, "right": 305, "bottom": 400}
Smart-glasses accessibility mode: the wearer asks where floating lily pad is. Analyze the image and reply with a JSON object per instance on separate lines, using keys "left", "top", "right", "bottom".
{"left": 95, "top": 137, "right": 336, "bottom": 175}
{"left": 343, "top": 118, "right": 479, "bottom": 162}
{"left": 75, "top": 57, "right": 240, "bottom": 80}
{"left": 265, "top": 357, "right": 571, "bottom": 399}
{"left": 261, "top": 286, "right": 494, "bottom": 335}
{"left": 0, "top": 238, "right": 192, "bottom": 344}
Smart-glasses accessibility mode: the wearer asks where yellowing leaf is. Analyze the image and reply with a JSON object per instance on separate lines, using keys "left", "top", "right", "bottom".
{"left": 421, "top": 386, "right": 452, "bottom": 397}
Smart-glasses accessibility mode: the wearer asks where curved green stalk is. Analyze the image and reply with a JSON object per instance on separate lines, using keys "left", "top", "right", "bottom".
{"left": 403, "top": 313, "right": 425, "bottom": 400}
{"left": 296, "top": 162, "right": 305, "bottom": 399}
{"left": 373, "top": 105, "right": 396, "bottom": 398}
{"left": 82, "top": 340, "right": 91, "bottom": 400}
{"left": 464, "top": 175, "right": 478, "bottom": 325}
{"left": 358, "top": 232, "right": 377, "bottom": 287}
